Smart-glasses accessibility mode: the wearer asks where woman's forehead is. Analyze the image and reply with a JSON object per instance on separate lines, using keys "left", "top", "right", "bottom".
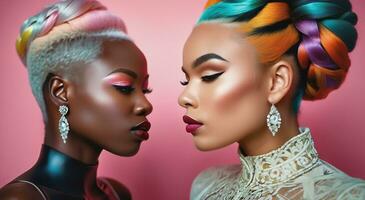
{"left": 183, "top": 23, "right": 256, "bottom": 66}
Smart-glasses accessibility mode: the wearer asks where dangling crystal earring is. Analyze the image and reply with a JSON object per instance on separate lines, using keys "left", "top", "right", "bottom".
{"left": 266, "top": 104, "right": 282, "bottom": 136}
{"left": 58, "top": 105, "right": 70, "bottom": 143}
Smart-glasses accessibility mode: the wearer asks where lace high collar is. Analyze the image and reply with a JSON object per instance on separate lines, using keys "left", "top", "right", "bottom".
{"left": 238, "top": 128, "right": 319, "bottom": 188}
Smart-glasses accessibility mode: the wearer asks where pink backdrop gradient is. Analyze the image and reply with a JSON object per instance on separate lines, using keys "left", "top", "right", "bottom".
{"left": 0, "top": 1, "right": 364, "bottom": 199}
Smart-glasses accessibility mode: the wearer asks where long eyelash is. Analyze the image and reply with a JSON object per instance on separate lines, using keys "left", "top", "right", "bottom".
{"left": 180, "top": 80, "right": 189, "bottom": 86}
{"left": 143, "top": 88, "right": 153, "bottom": 94}
{"left": 201, "top": 72, "right": 224, "bottom": 82}
{"left": 113, "top": 85, "right": 135, "bottom": 94}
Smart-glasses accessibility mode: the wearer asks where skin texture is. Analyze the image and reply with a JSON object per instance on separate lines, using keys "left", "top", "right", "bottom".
{"left": 44, "top": 39, "right": 153, "bottom": 163}
{"left": 0, "top": 179, "right": 132, "bottom": 200}
{"left": 0, "top": 182, "right": 45, "bottom": 200}
{"left": 179, "top": 23, "right": 300, "bottom": 155}
{"left": 0, "top": 40, "right": 152, "bottom": 199}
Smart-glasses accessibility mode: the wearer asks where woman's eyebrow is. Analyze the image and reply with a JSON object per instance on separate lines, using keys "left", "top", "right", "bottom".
{"left": 107, "top": 68, "right": 138, "bottom": 79}
{"left": 192, "top": 53, "right": 228, "bottom": 69}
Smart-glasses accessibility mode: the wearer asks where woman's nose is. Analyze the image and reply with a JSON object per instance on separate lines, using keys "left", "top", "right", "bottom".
{"left": 134, "top": 95, "right": 153, "bottom": 116}
{"left": 178, "top": 87, "right": 197, "bottom": 109}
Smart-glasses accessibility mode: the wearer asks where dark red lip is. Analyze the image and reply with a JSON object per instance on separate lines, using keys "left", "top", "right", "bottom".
{"left": 183, "top": 115, "right": 203, "bottom": 134}
{"left": 131, "top": 121, "right": 151, "bottom": 141}
{"left": 183, "top": 115, "right": 202, "bottom": 125}
{"left": 131, "top": 121, "right": 151, "bottom": 131}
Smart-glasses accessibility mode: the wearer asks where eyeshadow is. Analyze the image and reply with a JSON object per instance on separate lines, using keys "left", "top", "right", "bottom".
{"left": 103, "top": 73, "right": 133, "bottom": 86}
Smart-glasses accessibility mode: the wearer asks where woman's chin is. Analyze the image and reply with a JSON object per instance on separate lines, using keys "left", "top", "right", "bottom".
{"left": 107, "top": 143, "right": 142, "bottom": 157}
{"left": 193, "top": 136, "right": 228, "bottom": 152}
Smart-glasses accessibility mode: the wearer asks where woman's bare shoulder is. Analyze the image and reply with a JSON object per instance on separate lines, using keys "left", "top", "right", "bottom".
{"left": 0, "top": 181, "right": 45, "bottom": 200}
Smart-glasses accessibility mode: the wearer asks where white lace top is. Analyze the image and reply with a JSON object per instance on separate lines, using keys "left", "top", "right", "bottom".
{"left": 191, "top": 128, "right": 365, "bottom": 200}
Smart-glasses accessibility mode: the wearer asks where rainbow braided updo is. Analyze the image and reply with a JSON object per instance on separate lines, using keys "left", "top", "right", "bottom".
{"left": 198, "top": 0, "right": 358, "bottom": 111}
{"left": 16, "top": 0, "right": 131, "bottom": 120}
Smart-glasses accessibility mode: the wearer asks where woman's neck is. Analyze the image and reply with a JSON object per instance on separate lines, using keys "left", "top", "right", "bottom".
{"left": 20, "top": 144, "right": 101, "bottom": 196}
{"left": 40, "top": 125, "right": 103, "bottom": 196}
{"left": 238, "top": 114, "right": 299, "bottom": 156}
{"left": 44, "top": 124, "right": 102, "bottom": 165}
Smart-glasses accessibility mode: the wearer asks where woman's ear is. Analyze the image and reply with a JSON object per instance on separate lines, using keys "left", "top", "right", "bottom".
{"left": 48, "top": 75, "right": 69, "bottom": 106}
{"left": 267, "top": 59, "right": 294, "bottom": 105}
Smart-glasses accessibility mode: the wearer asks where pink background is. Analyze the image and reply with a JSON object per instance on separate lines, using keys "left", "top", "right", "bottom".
{"left": 0, "top": 1, "right": 364, "bottom": 199}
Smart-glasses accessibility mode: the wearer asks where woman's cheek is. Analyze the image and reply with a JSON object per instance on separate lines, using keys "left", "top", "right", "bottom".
{"left": 211, "top": 72, "right": 256, "bottom": 114}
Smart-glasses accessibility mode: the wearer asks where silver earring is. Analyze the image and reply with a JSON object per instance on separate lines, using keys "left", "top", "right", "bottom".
{"left": 58, "top": 105, "right": 70, "bottom": 144}
{"left": 266, "top": 104, "right": 281, "bottom": 136}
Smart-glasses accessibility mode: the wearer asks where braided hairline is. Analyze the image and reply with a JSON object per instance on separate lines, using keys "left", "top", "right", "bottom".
{"left": 17, "top": 0, "right": 106, "bottom": 65}
{"left": 16, "top": 0, "right": 131, "bottom": 121}
{"left": 198, "top": 0, "right": 357, "bottom": 105}
{"left": 27, "top": 29, "right": 131, "bottom": 121}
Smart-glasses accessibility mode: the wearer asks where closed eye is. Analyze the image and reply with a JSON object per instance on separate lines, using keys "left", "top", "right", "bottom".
{"left": 114, "top": 85, "right": 135, "bottom": 94}
{"left": 180, "top": 80, "right": 189, "bottom": 86}
{"left": 143, "top": 88, "right": 153, "bottom": 94}
{"left": 201, "top": 71, "right": 224, "bottom": 82}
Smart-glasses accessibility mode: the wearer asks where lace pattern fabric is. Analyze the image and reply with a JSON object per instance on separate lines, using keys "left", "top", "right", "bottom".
{"left": 191, "top": 128, "right": 365, "bottom": 200}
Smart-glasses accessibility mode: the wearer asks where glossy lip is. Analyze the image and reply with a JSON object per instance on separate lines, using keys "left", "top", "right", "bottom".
{"left": 183, "top": 115, "right": 203, "bottom": 135}
{"left": 131, "top": 121, "right": 151, "bottom": 141}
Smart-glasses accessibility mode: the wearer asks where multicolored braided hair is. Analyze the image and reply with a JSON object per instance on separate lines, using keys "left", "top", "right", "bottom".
{"left": 198, "top": 0, "right": 358, "bottom": 112}
{"left": 16, "top": 0, "right": 131, "bottom": 120}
